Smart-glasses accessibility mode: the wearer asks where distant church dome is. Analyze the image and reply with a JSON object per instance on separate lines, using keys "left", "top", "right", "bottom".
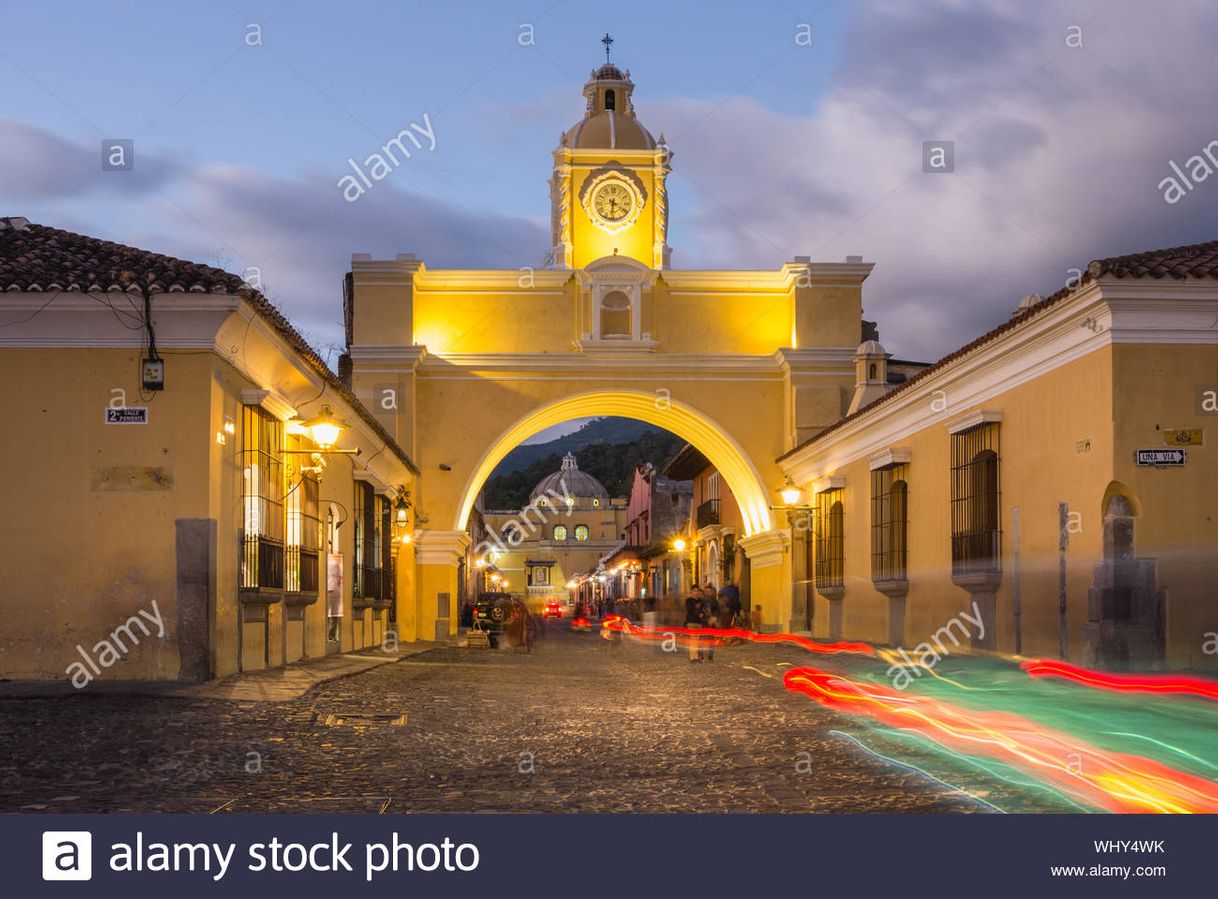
{"left": 561, "top": 55, "right": 658, "bottom": 151}
{"left": 530, "top": 453, "right": 609, "bottom": 504}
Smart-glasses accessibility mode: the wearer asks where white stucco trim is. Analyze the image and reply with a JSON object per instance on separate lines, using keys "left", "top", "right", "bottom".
{"left": 947, "top": 409, "right": 1003, "bottom": 434}
{"left": 868, "top": 448, "right": 912, "bottom": 470}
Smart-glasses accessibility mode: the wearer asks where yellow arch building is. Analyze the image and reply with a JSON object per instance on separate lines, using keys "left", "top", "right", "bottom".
{"left": 344, "top": 59, "right": 872, "bottom": 640}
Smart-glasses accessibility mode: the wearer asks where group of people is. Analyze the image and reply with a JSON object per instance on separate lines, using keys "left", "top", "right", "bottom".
{"left": 683, "top": 583, "right": 743, "bottom": 662}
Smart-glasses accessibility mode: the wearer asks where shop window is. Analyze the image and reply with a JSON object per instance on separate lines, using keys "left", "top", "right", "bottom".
{"left": 240, "top": 405, "right": 284, "bottom": 589}
{"left": 575, "top": 524, "right": 590, "bottom": 541}
{"left": 813, "top": 488, "right": 844, "bottom": 590}
{"left": 553, "top": 524, "right": 568, "bottom": 541}
{"left": 951, "top": 423, "right": 1001, "bottom": 575}
{"left": 871, "top": 464, "right": 908, "bottom": 583}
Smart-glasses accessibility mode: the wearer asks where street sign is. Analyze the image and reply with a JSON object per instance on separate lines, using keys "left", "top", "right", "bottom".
{"left": 1164, "top": 428, "right": 1204, "bottom": 446}
{"left": 104, "top": 407, "right": 148, "bottom": 425}
{"left": 1134, "top": 448, "right": 1186, "bottom": 466}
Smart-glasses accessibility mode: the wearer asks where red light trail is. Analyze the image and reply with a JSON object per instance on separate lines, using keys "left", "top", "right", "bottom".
{"left": 1021, "top": 658, "right": 1218, "bottom": 703}
{"left": 783, "top": 665, "right": 1218, "bottom": 814}
{"left": 599, "top": 615, "right": 874, "bottom": 657}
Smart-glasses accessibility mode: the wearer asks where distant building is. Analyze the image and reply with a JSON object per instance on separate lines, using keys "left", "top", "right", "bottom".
{"left": 479, "top": 453, "right": 628, "bottom": 609}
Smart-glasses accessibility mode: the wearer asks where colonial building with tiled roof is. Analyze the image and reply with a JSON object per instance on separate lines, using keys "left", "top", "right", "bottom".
{"left": 778, "top": 238, "right": 1218, "bottom": 670}
{"left": 0, "top": 216, "right": 417, "bottom": 682}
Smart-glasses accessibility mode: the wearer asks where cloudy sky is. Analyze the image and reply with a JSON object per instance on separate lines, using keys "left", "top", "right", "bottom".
{"left": 3, "top": 0, "right": 1216, "bottom": 363}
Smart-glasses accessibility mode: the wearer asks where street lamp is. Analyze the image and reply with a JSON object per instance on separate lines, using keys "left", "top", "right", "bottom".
{"left": 672, "top": 537, "right": 687, "bottom": 552}
{"left": 779, "top": 479, "right": 803, "bottom": 507}
{"left": 302, "top": 405, "right": 349, "bottom": 450}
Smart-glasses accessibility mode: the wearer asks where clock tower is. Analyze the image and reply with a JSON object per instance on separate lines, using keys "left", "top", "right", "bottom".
{"left": 548, "top": 40, "right": 672, "bottom": 270}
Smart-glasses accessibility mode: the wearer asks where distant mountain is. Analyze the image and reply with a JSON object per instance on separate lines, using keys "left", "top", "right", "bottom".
{"left": 492, "top": 417, "right": 664, "bottom": 475}
{"left": 481, "top": 424, "right": 686, "bottom": 511}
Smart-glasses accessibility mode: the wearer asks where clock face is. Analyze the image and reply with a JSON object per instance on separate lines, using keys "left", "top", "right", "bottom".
{"left": 592, "top": 181, "right": 634, "bottom": 223}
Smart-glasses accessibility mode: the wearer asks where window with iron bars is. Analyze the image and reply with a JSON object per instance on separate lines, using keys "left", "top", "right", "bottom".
{"left": 813, "top": 488, "right": 845, "bottom": 590}
{"left": 380, "top": 498, "right": 395, "bottom": 604}
{"left": 871, "top": 463, "right": 909, "bottom": 583}
{"left": 285, "top": 466, "right": 321, "bottom": 594}
{"left": 240, "top": 405, "right": 284, "bottom": 590}
{"left": 950, "top": 422, "right": 1001, "bottom": 576}
{"left": 353, "top": 483, "right": 383, "bottom": 599}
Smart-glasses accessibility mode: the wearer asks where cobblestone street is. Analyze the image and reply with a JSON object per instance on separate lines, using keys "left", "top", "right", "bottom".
{"left": 1, "top": 624, "right": 1019, "bottom": 814}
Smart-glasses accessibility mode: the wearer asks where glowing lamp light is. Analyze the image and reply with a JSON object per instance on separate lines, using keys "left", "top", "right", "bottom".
{"left": 672, "top": 538, "right": 687, "bottom": 552}
{"left": 302, "top": 404, "right": 349, "bottom": 449}
{"left": 779, "top": 481, "right": 803, "bottom": 506}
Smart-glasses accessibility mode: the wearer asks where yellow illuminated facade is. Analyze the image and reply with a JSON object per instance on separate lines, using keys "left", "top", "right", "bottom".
{"left": 344, "top": 58, "right": 871, "bottom": 642}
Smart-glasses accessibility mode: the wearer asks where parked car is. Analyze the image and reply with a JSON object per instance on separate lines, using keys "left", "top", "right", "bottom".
{"left": 542, "top": 600, "right": 563, "bottom": 619}
{"left": 472, "top": 591, "right": 532, "bottom": 650}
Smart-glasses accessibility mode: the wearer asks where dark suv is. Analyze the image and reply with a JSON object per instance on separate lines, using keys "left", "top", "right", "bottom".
{"left": 472, "top": 592, "right": 531, "bottom": 649}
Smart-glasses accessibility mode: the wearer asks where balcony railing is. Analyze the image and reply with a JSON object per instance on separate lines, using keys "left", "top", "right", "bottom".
{"left": 240, "top": 533, "right": 284, "bottom": 590}
{"left": 696, "top": 499, "right": 721, "bottom": 529}
{"left": 285, "top": 546, "right": 320, "bottom": 593}
{"left": 355, "top": 566, "right": 382, "bottom": 600}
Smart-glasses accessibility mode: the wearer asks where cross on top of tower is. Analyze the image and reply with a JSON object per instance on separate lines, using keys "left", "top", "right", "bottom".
{"left": 601, "top": 32, "right": 614, "bottom": 63}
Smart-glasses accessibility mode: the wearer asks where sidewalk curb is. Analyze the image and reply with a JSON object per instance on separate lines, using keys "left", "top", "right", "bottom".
{"left": 0, "top": 642, "right": 447, "bottom": 703}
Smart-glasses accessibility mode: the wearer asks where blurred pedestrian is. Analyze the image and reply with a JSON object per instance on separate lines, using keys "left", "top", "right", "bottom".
{"left": 719, "top": 583, "right": 741, "bottom": 628}
{"left": 685, "top": 586, "right": 706, "bottom": 662}
{"left": 701, "top": 585, "right": 720, "bottom": 661}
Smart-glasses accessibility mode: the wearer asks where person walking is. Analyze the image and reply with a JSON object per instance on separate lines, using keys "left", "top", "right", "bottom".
{"left": 701, "top": 584, "right": 720, "bottom": 661}
{"left": 719, "top": 583, "right": 742, "bottom": 629}
{"left": 685, "top": 587, "right": 706, "bottom": 662}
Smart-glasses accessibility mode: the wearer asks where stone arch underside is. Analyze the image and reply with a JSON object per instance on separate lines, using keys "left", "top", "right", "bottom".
{"left": 453, "top": 389, "right": 775, "bottom": 537}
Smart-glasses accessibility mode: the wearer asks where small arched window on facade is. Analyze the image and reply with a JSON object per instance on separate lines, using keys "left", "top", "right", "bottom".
{"left": 574, "top": 524, "right": 590, "bottom": 541}
{"left": 869, "top": 363, "right": 878, "bottom": 380}
{"left": 604, "top": 89, "right": 616, "bottom": 110}
{"left": 553, "top": 524, "right": 568, "bottom": 541}
{"left": 600, "top": 290, "right": 632, "bottom": 339}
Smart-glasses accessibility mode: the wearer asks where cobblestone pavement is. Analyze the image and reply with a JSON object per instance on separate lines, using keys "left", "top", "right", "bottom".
{"left": 0, "top": 624, "right": 1053, "bottom": 813}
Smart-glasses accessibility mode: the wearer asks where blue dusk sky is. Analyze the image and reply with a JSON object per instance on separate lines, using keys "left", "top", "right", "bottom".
{"left": 2, "top": 0, "right": 1217, "bottom": 364}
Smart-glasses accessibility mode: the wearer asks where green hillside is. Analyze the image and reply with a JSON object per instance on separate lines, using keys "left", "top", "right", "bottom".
{"left": 481, "top": 427, "right": 686, "bottom": 510}
{"left": 492, "top": 416, "right": 664, "bottom": 474}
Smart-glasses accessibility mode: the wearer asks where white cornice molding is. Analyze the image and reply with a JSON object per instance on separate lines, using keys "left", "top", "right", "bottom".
{"left": 415, "top": 352, "right": 786, "bottom": 376}
{"left": 239, "top": 389, "right": 297, "bottom": 421}
{"left": 947, "top": 409, "right": 1003, "bottom": 434}
{"left": 774, "top": 347, "right": 857, "bottom": 371}
{"left": 413, "top": 529, "right": 473, "bottom": 565}
{"left": 738, "top": 530, "right": 789, "bottom": 568}
{"left": 350, "top": 256, "right": 425, "bottom": 280}
{"left": 353, "top": 468, "right": 391, "bottom": 491}
{"left": 0, "top": 290, "right": 239, "bottom": 348}
{"left": 347, "top": 344, "right": 428, "bottom": 366}
{"left": 812, "top": 475, "right": 846, "bottom": 493}
{"left": 777, "top": 278, "right": 1218, "bottom": 483}
{"left": 868, "top": 448, "right": 912, "bottom": 470}
{"left": 413, "top": 269, "right": 573, "bottom": 291}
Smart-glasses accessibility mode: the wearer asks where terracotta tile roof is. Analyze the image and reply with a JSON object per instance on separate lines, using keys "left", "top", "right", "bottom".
{"left": 0, "top": 218, "right": 418, "bottom": 474}
{"left": 778, "top": 236, "right": 1218, "bottom": 461}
